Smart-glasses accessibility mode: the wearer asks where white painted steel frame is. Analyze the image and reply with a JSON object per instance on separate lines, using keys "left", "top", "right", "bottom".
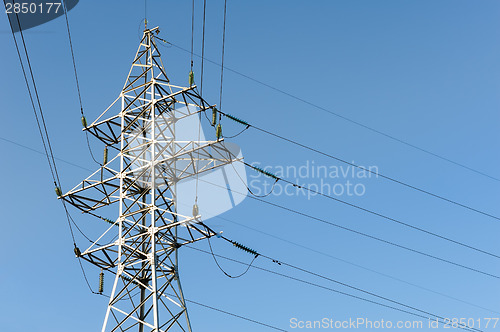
{"left": 60, "top": 27, "right": 240, "bottom": 332}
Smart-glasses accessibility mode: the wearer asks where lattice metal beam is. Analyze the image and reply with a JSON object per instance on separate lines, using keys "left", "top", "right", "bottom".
{"left": 61, "top": 26, "right": 242, "bottom": 332}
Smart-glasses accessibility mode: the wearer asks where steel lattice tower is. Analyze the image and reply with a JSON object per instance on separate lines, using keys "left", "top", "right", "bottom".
{"left": 61, "top": 26, "right": 242, "bottom": 332}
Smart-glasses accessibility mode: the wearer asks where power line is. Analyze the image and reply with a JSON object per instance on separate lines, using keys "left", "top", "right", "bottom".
{"left": 221, "top": 233, "right": 487, "bottom": 332}
{"left": 161, "top": 34, "right": 500, "bottom": 223}
{"left": 195, "top": 176, "right": 499, "bottom": 279}
{"left": 184, "top": 297, "right": 288, "bottom": 331}
{"left": 9, "top": 4, "right": 61, "bottom": 187}
{"left": 243, "top": 161, "right": 500, "bottom": 261}
{"left": 210, "top": 213, "right": 500, "bottom": 315}
{"left": 214, "top": 108, "right": 500, "bottom": 222}
{"left": 99, "top": 244, "right": 287, "bottom": 331}
{"left": 7, "top": 8, "right": 496, "bottom": 328}
{"left": 1, "top": 134, "right": 495, "bottom": 323}
{"left": 162, "top": 41, "right": 499, "bottom": 183}
{"left": 2, "top": 135, "right": 496, "bottom": 314}
{"left": 6, "top": 0, "right": 100, "bottom": 297}
{"left": 190, "top": 0, "right": 195, "bottom": 72}
{"left": 61, "top": 0, "right": 101, "bottom": 167}
{"left": 206, "top": 234, "right": 257, "bottom": 278}
{"left": 225, "top": 236, "right": 478, "bottom": 332}
{"left": 62, "top": 0, "right": 82, "bottom": 113}
{"left": 160, "top": 38, "right": 500, "bottom": 221}
{"left": 99, "top": 268, "right": 287, "bottom": 330}
{"left": 218, "top": 0, "right": 228, "bottom": 114}
{"left": 188, "top": 246, "right": 481, "bottom": 332}
{"left": 200, "top": 0, "right": 207, "bottom": 95}
{"left": 0, "top": 135, "right": 93, "bottom": 172}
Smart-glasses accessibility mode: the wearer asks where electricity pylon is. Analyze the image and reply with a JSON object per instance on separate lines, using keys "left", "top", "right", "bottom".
{"left": 60, "top": 26, "right": 242, "bottom": 331}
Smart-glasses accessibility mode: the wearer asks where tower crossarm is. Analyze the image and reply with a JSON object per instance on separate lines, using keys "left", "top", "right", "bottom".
{"left": 76, "top": 214, "right": 216, "bottom": 271}
{"left": 84, "top": 85, "right": 215, "bottom": 147}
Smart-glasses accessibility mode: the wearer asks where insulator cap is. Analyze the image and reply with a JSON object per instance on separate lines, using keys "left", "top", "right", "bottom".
{"left": 212, "top": 108, "right": 218, "bottom": 126}
{"left": 103, "top": 146, "right": 108, "bottom": 165}
{"left": 232, "top": 241, "right": 259, "bottom": 257}
{"left": 189, "top": 71, "right": 194, "bottom": 86}
{"left": 216, "top": 124, "right": 222, "bottom": 139}
{"left": 81, "top": 116, "right": 87, "bottom": 128}
{"left": 74, "top": 246, "right": 81, "bottom": 257}
{"left": 102, "top": 218, "right": 114, "bottom": 225}
{"left": 98, "top": 270, "right": 104, "bottom": 293}
{"left": 55, "top": 186, "right": 62, "bottom": 197}
{"left": 252, "top": 166, "right": 279, "bottom": 180}
{"left": 226, "top": 113, "right": 249, "bottom": 126}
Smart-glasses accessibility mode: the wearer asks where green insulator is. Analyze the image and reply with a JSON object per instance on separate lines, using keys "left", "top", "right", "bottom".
{"left": 253, "top": 166, "right": 279, "bottom": 180}
{"left": 102, "top": 218, "right": 114, "bottom": 225}
{"left": 216, "top": 124, "right": 222, "bottom": 139}
{"left": 74, "top": 246, "right": 81, "bottom": 257}
{"left": 212, "top": 108, "right": 218, "bottom": 126}
{"left": 103, "top": 146, "right": 108, "bottom": 165}
{"left": 81, "top": 116, "right": 87, "bottom": 128}
{"left": 264, "top": 170, "right": 279, "bottom": 180}
{"left": 99, "top": 269, "right": 104, "bottom": 293}
{"left": 232, "top": 241, "right": 259, "bottom": 257}
{"left": 192, "top": 203, "right": 199, "bottom": 217}
{"left": 226, "top": 113, "right": 249, "bottom": 126}
{"left": 55, "top": 186, "right": 62, "bottom": 197}
{"left": 189, "top": 71, "right": 194, "bottom": 86}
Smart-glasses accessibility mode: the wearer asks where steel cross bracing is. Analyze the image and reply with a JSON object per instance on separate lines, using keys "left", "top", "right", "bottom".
{"left": 60, "top": 26, "right": 241, "bottom": 332}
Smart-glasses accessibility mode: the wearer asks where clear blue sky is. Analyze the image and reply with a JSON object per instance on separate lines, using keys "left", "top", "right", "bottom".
{"left": 1, "top": 1, "right": 499, "bottom": 331}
